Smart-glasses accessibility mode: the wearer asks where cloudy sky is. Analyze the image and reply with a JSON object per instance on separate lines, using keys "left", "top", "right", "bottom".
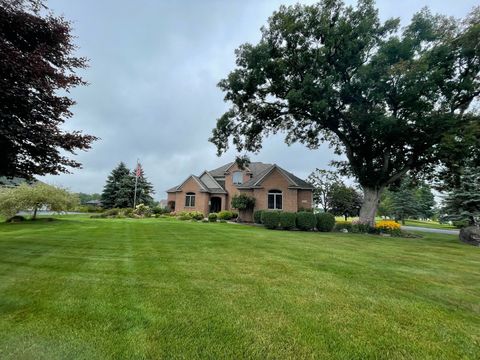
{"left": 42, "top": 0, "right": 478, "bottom": 199}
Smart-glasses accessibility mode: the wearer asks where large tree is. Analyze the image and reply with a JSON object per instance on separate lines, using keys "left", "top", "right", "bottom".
{"left": 101, "top": 162, "right": 131, "bottom": 209}
{"left": 327, "top": 183, "right": 363, "bottom": 221}
{"left": 210, "top": 0, "right": 480, "bottom": 225}
{"left": 0, "top": 0, "right": 96, "bottom": 179}
{"left": 132, "top": 166, "right": 155, "bottom": 207}
{"left": 101, "top": 162, "right": 155, "bottom": 209}
{"left": 306, "top": 169, "right": 341, "bottom": 212}
{"left": 442, "top": 166, "right": 480, "bottom": 226}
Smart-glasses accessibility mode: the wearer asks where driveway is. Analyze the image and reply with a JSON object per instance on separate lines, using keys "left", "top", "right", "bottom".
{"left": 401, "top": 226, "right": 459, "bottom": 235}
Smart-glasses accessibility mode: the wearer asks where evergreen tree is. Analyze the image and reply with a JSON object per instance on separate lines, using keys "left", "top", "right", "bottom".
{"left": 377, "top": 190, "right": 394, "bottom": 219}
{"left": 390, "top": 180, "right": 420, "bottom": 225}
{"left": 443, "top": 166, "right": 480, "bottom": 226}
{"left": 114, "top": 173, "right": 135, "bottom": 208}
{"left": 101, "top": 162, "right": 131, "bottom": 209}
{"left": 132, "top": 167, "right": 155, "bottom": 206}
{"left": 415, "top": 184, "right": 436, "bottom": 220}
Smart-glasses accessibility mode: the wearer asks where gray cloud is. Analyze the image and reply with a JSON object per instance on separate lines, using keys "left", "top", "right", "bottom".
{"left": 41, "top": 0, "right": 478, "bottom": 198}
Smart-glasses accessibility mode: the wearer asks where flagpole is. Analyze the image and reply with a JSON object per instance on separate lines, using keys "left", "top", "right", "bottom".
{"left": 133, "top": 159, "right": 139, "bottom": 208}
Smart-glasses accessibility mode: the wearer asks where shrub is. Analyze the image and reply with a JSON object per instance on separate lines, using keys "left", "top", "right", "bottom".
{"left": 123, "top": 208, "right": 134, "bottom": 218}
{"left": 208, "top": 213, "right": 218, "bottom": 222}
{"left": 253, "top": 210, "right": 264, "bottom": 224}
{"left": 134, "top": 204, "right": 152, "bottom": 217}
{"left": 219, "top": 219, "right": 227, "bottom": 223}
{"left": 350, "top": 221, "right": 376, "bottom": 234}
{"left": 316, "top": 212, "right": 335, "bottom": 232}
{"left": 231, "top": 212, "right": 238, "bottom": 219}
{"left": 90, "top": 214, "right": 105, "bottom": 219}
{"left": 262, "top": 211, "right": 281, "bottom": 229}
{"left": 6, "top": 215, "right": 26, "bottom": 223}
{"left": 452, "top": 220, "right": 469, "bottom": 229}
{"left": 201, "top": 219, "right": 209, "bottom": 223}
{"left": 279, "top": 212, "right": 296, "bottom": 230}
{"left": 231, "top": 194, "right": 256, "bottom": 210}
{"left": 218, "top": 210, "right": 234, "bottom": 220}
{"left": 296, "top": 212, "right": 316, "bottom": 231}
{"left": 189, "top": 211, "right": 205, "bottom": 220}
{"left": 104, "top": 208, "right": 120, "bottom": 217}
{"left": 152, "top": 206, "right": 169, "bottom": 215}
{"left": 335, "top": 221, "right": 352, "bottom": 232}
{"left": 178, "top": 214, "right": 191, "bottom": 221}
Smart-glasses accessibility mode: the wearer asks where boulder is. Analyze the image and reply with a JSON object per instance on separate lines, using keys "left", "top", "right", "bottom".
{"left": 459, "top": 226, "right": 480, "bottom": 247}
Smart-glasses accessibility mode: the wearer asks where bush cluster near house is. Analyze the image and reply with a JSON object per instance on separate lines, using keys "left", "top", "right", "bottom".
{"left": 217, "top": 210, "right": 238, "bottom": 220}
{"left": 90, "top": 204, "right": 156, "bottom": 219}
{"left": 258, "top": 211, "right": 337, "bottom": 232}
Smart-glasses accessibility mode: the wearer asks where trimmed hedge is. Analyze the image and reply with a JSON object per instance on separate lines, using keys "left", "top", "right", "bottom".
{"left": 262, "top": 211, "right": 281, "bottom": 229}
{"left": 208, "top": 213, "right": 218, "bottom": 222}
{"left": 316, "top": 212, "right": 335, "bottom": 232}
{"left": 253, "top": 210, "right": 264, "bottom": 224}
{"left": 296, "top": 212, "right": 316, "bottom": 231}
{"left": 279, "top": 212, "right": 296, "bottom": 230}
{"left": 218, "top": 210, "right": 234, "bottom": 220}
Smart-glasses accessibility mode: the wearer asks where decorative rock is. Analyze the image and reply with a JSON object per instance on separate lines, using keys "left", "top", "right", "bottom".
{"left": 459, "top": 226, "right": 480, "bottom": 247}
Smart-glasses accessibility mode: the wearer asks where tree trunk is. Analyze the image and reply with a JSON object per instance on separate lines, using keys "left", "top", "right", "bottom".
{"left": 358, "top": 187, "right": 383, "bottom": 226}
{"left": 344, "top": 214, "right": 348, "bottom": 221}
{"left": 32, "top": 206, "right": 38, "bottom": 220}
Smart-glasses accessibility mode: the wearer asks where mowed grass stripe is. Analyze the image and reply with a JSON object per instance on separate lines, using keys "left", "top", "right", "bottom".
{"left": 0, "top": 217, "right": 479, "bottom": 359}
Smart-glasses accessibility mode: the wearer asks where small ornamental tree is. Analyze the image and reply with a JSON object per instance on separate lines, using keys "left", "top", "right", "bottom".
{"left": 210, "top": 0, "right": 480, "bottom": 225}
{"left": 0, "top": 183, "right": 78, "bottom": 220}
{"left": 231, "top": 193, "right": 256, "bottom": 210}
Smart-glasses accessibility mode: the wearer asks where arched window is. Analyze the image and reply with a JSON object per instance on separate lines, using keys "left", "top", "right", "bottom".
{"left": 267, "top": 190, "right": 282, "bottom": 210}
{"left": 233, "top": 171, "right": 243, "bottom": 185}
{"left": 185, "top": 192, "right": 195, "bottom": 207}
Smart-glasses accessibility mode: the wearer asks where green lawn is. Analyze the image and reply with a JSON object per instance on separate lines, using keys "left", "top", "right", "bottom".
{"left": 403, "top": 219, "right": 457, "bottom": 230}
{"left": 0, "top": 217, "right": 478, "bottom": 359}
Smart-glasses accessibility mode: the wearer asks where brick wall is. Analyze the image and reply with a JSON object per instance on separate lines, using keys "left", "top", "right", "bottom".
{"left": 169, "top": 177, "right": 209, "bottom": 214}
{"left": 252, "top": 168, "right": 299, "bottom": 212}
{"left": 297, "top": 189, "right": 313, "bottom": 210}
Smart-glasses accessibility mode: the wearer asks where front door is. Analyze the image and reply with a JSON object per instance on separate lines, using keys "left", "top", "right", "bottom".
{"left": 210, "top": 197, "right": 221, "bottom": 213}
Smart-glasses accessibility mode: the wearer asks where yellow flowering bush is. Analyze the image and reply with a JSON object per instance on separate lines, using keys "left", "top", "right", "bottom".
{"left": 375, "top": 220, "right": 401, "bottom": 233}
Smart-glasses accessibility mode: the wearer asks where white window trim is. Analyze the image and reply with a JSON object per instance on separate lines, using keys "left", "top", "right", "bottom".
{"left": 232, "top": 171, "right": 243, "bottom": 185}
{"left": 185, "top": 192, "right": 195, "bottom": 207}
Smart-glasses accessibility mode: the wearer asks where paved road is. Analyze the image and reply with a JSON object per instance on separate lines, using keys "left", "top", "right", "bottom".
{"left": 401, "top": 226, "right": 459, "bottom": 235}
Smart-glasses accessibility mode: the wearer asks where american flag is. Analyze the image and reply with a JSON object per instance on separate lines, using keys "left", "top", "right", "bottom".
{"left": 135, "top": 162, "right": 142, "bottom": 177}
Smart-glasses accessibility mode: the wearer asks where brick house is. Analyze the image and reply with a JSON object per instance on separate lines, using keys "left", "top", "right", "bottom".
{"left": 166, "top": 161, "right": 314, "bottom": 221}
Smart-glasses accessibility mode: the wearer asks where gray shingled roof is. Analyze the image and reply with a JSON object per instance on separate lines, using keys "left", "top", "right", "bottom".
{"left": 167, "top": 161, "right": 313, "bottom": 192}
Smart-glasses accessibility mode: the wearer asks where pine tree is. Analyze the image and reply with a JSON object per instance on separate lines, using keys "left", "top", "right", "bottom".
{"left": 101, "top": 162, "right": 131, "bottom": 209}
{"left": 132, "top": 167, "right": 155, "bottom": 206}
{"left": 390, "top": 180, "right": 420, "bottom": 225}
{"left": 415, "top": 184, "right": 436, "bottom": 220}
{"left": 443, "top": 166, "right": 480, "bottom": 226}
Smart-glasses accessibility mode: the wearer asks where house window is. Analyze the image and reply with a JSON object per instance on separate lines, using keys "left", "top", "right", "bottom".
{"left": 233, "top": 171, "right": 243, "bottom": 185}
{"left": 267, "top": 190, "right": 282, "bottom": 210}
{"left": 185, "top": 192, "right": 195, "bottom": 207}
